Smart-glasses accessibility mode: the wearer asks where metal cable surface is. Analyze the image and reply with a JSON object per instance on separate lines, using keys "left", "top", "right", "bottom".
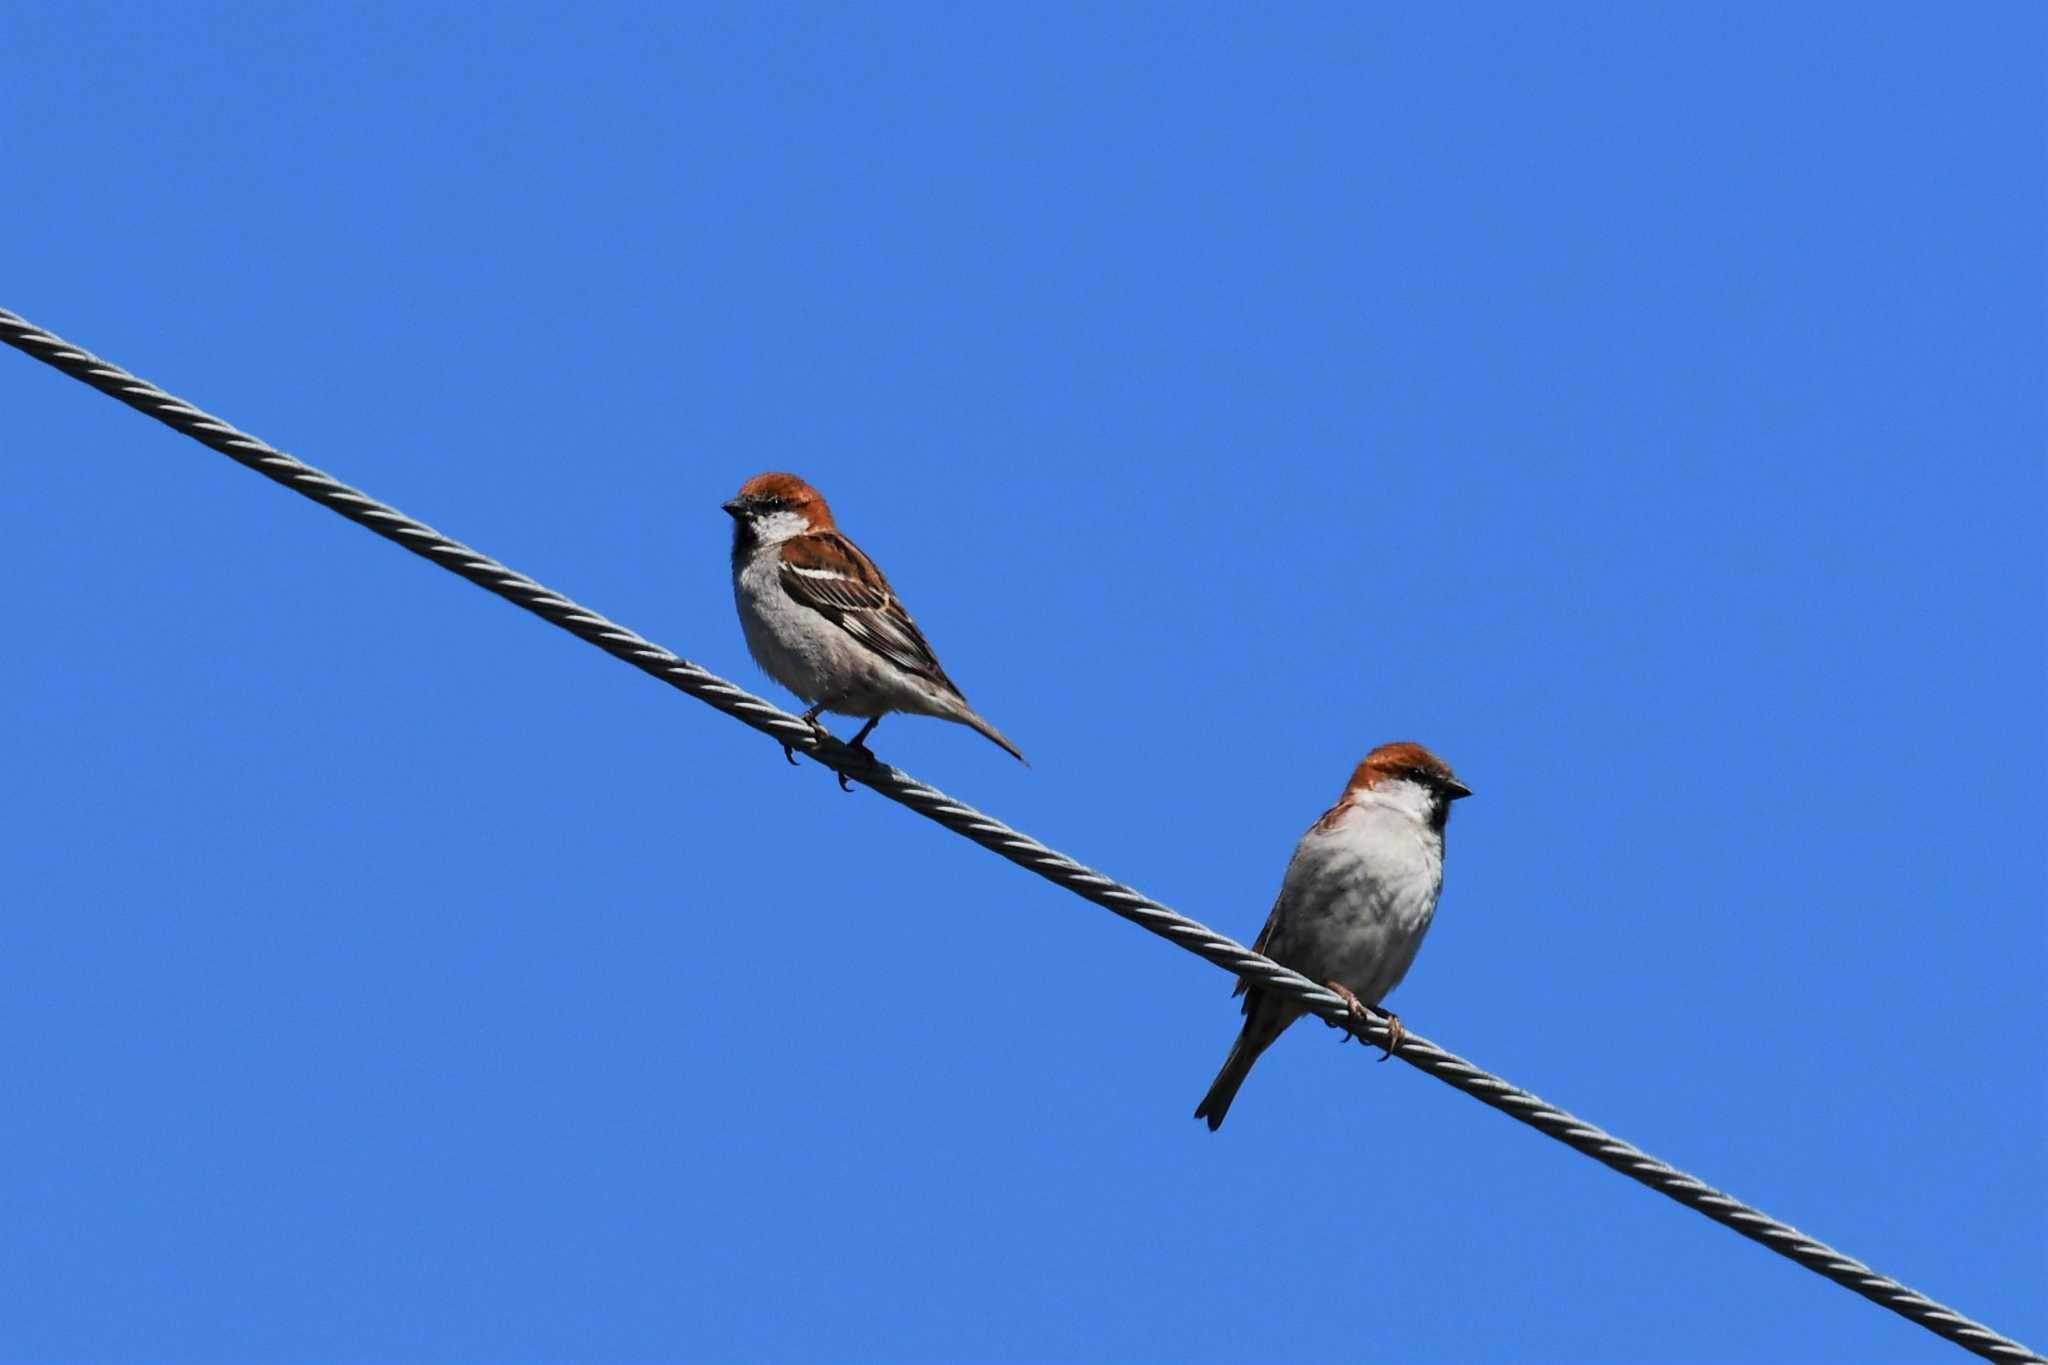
{"left": 3, "top": 306, "right": 2037, "bottom": 1364}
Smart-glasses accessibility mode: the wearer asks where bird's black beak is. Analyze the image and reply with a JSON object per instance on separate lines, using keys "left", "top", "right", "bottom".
{"left": 721, "top": 498, "right": 747, "bottom": 519}
{"left": 1443, "top": 779, "right": 1474, "bottom": 800}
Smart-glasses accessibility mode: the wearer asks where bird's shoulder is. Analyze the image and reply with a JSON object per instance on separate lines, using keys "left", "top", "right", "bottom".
{"left": 776, "top": 530, "right": 897, "bottom": 605}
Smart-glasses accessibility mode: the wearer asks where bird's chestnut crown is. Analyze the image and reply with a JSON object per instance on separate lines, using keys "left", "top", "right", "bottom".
{"left": 1347, "top": 742, "right": 1472, "bottom": 801}
{"left": 722, "top": 472, "right": 833, "bottom": 526}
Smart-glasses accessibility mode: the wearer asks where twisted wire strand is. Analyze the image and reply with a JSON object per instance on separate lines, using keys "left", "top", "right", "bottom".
{"left": 3, "top": 306, "right": 2037, "bottom": 1364}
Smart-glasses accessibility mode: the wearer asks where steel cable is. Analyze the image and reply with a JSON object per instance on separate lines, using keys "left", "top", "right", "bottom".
{"left": 3, "top": 306, "right": 2036, "bottom": 1364}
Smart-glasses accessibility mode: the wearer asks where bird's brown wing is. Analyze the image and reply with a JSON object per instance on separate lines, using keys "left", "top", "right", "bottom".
{"left": 1235, "top": 894, "right": 1285, "bottom": 1003}
{"left": 777, "top": 532, "right": 963, "bottom": 695}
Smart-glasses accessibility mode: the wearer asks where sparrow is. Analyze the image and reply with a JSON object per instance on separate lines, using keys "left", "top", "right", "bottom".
{"left": 724, "top": 472, "right": 1025, "bottom": 784}
{"left": 1194, "top": 741, "right": 1471, "bottom": 1130}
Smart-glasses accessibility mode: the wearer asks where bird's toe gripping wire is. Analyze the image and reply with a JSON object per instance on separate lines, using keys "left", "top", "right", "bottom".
{"left": 1326, "top": 981, "right": 1402, "bottom": 1061}
{"left": 784, "top": 703, "right": 860, "bottom": 793}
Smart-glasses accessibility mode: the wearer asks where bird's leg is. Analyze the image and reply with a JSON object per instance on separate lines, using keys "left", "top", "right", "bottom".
{"left": 800, "top": 702, "right": 862, "bottom": 794}
{"left": 1325, "top": 982, "right": 1400, "bottom": 1059}
{"left": 783, "top": 702, "right": 862, "bottom": 793}
{"left": 830, "top": 717, "right": 883, "bottom": 793}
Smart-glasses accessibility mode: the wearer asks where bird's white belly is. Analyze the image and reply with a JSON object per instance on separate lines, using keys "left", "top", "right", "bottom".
{"left": 1316, "top": 886, "right": 1437, "bottom": 1004}
{"left": 1272, "top": 821, "right": 1443, "bottom": 1006}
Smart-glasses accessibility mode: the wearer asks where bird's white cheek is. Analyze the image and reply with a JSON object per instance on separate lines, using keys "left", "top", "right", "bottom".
{"left": 750, "top": 509, "right": 812, "bottom": 544}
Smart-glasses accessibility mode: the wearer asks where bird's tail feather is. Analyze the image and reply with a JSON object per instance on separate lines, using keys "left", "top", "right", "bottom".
{"left": 961, "top": 709, "right": 1026, "bottom": 765}
{"left": 1194, "top": 1029, "right": 1270, "bottom": 1131}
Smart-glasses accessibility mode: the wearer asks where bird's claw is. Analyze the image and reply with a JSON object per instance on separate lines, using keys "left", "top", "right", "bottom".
{"left": 781, "top": 707, "right": 857, "bottom": 792}
{"left": 1327, "top": 981, "right": 1401, "bottom": 1060}
{"left": 834, "top": 739, "right": 874, "bottom": 793}
{"left": 833, "top": 715, "right": 881, "bottom": 794}
{"left": 799, "top": 717, "right": 857, "bottom": 793}
{"left": 784, "top": 704, "right": 828, "bottom": 770}
{"left": 780, "top": 705, "right": 875, "bottom": 793}
{"left": 1326, "top": 981, "right": 1369, "bottom": 1045}
{"left": 1376, "top": 1011, "right": 1404, "bottom": 1062}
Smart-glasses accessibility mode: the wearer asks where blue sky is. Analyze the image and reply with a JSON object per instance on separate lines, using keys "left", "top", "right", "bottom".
{"left": 4, "top": 5, "right": 2042, "bottom": 1362}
